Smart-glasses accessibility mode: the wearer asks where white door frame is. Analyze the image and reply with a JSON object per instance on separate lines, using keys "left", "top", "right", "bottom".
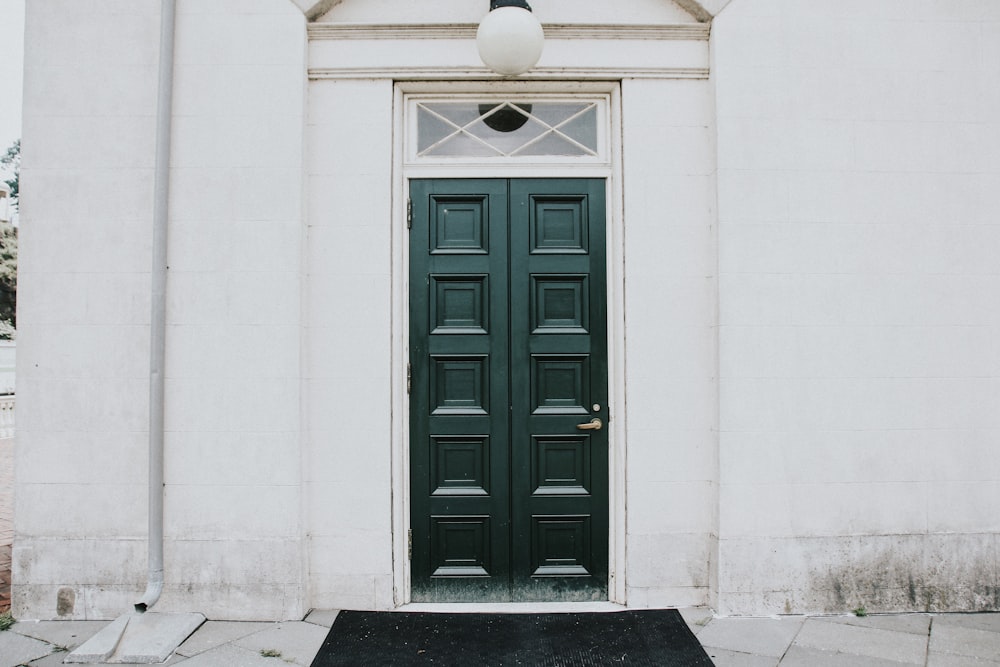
{"left": 390, "top": 80, "right": 628, "bottom": 606}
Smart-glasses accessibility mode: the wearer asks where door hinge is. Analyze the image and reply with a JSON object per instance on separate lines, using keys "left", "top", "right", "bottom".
{"left": 407, "top": 362, "right": 412, "bottom": 394}
{"left": 407, "top": 529, "right": 413, "bottom": 560}
{"left": 406, "top": 198, "right": 413, "bottom": 229}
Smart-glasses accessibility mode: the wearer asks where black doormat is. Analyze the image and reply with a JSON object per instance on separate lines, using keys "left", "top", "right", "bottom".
{"left": 310, "top": 609, "right": 714, "bottom": 666}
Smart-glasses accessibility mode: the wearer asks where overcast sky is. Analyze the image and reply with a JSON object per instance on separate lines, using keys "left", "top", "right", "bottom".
{"left": 0, "top": 0, "right": 25, "bottom": 154}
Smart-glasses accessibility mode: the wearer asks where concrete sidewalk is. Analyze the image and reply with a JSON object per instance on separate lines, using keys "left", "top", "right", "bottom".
{"left": 683, "top": 609, "right": 1000, "bottom": 666}
{"left": 0, "top": 609, "right": 998, "bottom": 666}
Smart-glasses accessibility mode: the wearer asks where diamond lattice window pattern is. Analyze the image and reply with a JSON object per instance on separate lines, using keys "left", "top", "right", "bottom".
{"left": 417, "top": 101, "right": 599, "bottom": 158}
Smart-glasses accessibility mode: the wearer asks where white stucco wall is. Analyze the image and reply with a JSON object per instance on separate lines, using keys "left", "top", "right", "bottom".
{"left": 14, "top": 0, "right": 1000, "bottom": 621}
{"left": 15, "top": 0, "right": 309, "bottom": 620}
{"left": 621, "top": 78, "right": 718, "bottom": 608}
{"left": 15, "top": 0, "right": 160, "bottom": 620}
{"left": 304, "top": 77, "right": 395, "bottom": 611}
{"left": 161, "top": 0, "right": 307, "bottom": 621}
{"left": 713, "top": 0, "right": 1000, "bottom": 615}
{"left": 303, "top": 0, "right": 718, "bottom": 612}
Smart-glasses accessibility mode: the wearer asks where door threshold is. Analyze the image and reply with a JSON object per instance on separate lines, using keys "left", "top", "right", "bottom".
{"left": 397, "top": 602, "right": 626, "bottom": 614}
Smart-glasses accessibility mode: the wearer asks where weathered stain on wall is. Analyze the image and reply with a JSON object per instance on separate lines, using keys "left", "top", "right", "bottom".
{"left": 56, "top": 587, "right": 75, "bottom": 617}
{"left": 810, "top": 537, "right": 997, "bottom": 614}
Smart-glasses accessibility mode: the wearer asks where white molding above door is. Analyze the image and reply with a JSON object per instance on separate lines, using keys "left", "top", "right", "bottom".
{"left": 307, "top": 22, "right": 709, "bottom": 80}
{"left": 292, "top": 0, "right": 733, "bottom": 23}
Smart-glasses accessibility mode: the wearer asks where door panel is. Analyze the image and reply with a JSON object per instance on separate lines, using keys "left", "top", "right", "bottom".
{"left": 410, "top": 180, "right": 510, "bottom": 602}
{"left": 410, "top": 178, "right": 608, "bottom": 602}
{"left": 509, "top": 179, "right": 608, "bottom": 601}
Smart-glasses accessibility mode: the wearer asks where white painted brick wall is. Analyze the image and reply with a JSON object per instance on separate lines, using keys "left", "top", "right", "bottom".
{"left": 15, "top": 0, "right": 308, "bottom": 621}
{"left": 17, "top": 0, "right": 999, "bottom": 620}
{"left": 621, "top": 78, "right": 718, "bottom": 608}
{"left": 714, "top": 0, "right": 1000, "bottom": 615}
{"left": 320, "top": 0, "right": 695, "bottom": 25}
{"left": 159, "top": 0, "right": 307, "bottom": 620}
{"left": 305, "top": 78, "right": 395, "bottom": 611}
{"left": 13, "top": 0, "right": 160, "bottom": 621}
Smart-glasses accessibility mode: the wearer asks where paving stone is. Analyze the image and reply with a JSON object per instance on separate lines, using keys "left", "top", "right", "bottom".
{"left": 929, "top": 623, "right": 1000, "bottom": 661}
{"left": 2, "top": 598, "right": 996, "bottom": 667}
{"left": 780, "top": 644, "right": 921, "bottom": 666}
{"left": 702, "top": 647, "right": 779, "bottom": 666}
{"left": 63, "top": 612, "right": 204, "bottom": 665}
{"left": 172, "top": 643, "right": 291, "bottom": 666}
{"left": 697, "top": 617, "right": 805, "bottom": 658}
{"left": 12, "top": 620, "right": 108, "bottom": 650}
{"left": 175, "top": 621, "right": 273, "bottom": 657}
{"left": 27, "top": 651, "right": 187, "bottom": 666}
{"left": 304, "top": 609, "right": 340, "bottom": 628}
{"left": 112, "top": 612, "right": 204, "bottom": 664}
{"left": 933, "top": 613, "right": 1000, "bottom": 635}
{"left": 65, "top": 614, "right": 130, "bottom": 663}
{"left": 794, "top": 617, "right": 926, "bottom": 665}
{"left": 816, "top": 613, "right": 931, "bottom": 636}
{"left": 679, "top": 607, "right": 715, "bottom": 636}
{"left": 232, "top": 621, "right": 328, "bottom": 666}
{"left": 0, "top": 630, "right": 57, "bottom": 667}
{"left": 926, "top": 652, "right": 1000, "bottom": 667}
{"left": 28, "top": 652, "right": 85, "bottom": 667}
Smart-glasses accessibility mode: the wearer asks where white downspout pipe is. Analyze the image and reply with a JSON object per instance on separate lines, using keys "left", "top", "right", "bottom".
{"left": 136, "top": 0, "right": 176, "bottom": 613}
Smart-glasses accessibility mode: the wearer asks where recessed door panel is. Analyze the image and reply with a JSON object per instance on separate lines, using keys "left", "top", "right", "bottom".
{"left": 431, "top": 275, "right": 489, "bottom": 334}
{"left": 410, "top": 178, "right": 608, "bottom": 602}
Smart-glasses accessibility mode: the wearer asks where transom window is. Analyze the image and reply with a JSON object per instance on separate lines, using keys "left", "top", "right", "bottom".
{"left": 407, "top": 97, "right": 609, "bottom": 165}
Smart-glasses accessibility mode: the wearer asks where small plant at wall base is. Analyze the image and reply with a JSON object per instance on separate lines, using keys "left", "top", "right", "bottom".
{"left": 0, "top": 610, "right": 15, "bottom": 630}
{"left": 853, "top": 606, "right": 868, "bottom": 617}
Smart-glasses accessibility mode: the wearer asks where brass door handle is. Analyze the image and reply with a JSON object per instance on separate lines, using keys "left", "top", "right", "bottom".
{"left": 577, "top": 418, "right": 603, "bottom": 431}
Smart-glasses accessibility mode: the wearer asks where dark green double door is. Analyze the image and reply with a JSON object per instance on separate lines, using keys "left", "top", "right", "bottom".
{"left": 409, "top": 178, "right": 608, "bottom": 602}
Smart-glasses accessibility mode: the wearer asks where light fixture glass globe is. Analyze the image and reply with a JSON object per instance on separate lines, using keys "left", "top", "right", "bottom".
{"left": 476, "top": 6, "right": 544, "bottom": 77}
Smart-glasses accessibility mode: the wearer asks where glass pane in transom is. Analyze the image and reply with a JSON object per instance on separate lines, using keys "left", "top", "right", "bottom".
{"left": 417, "top": 107, "right": 461, "bottom": 154}
{"left": 415, "top": 100, "right": 602, "bottom": 159}
{"left": 467, "top": 105, "right": 548, "bottom": 155}
{"left": 515, "top": 133, "right": 591, "bottom": 157}
{"left": 428, "top": 133, "right": 504, "bottom": 158}
{"left": 556, "top": 106, "right": 598, "bottom": 150}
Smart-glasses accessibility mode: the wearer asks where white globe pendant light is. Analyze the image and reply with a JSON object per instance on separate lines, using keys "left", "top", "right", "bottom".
{"left": 476, "top": 0, "right": 545, "bottom": 77}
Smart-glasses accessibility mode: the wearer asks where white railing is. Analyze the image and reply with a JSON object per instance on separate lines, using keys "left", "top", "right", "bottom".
{"left": 0, "top": 395, "right": 13, "bottom": 439}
